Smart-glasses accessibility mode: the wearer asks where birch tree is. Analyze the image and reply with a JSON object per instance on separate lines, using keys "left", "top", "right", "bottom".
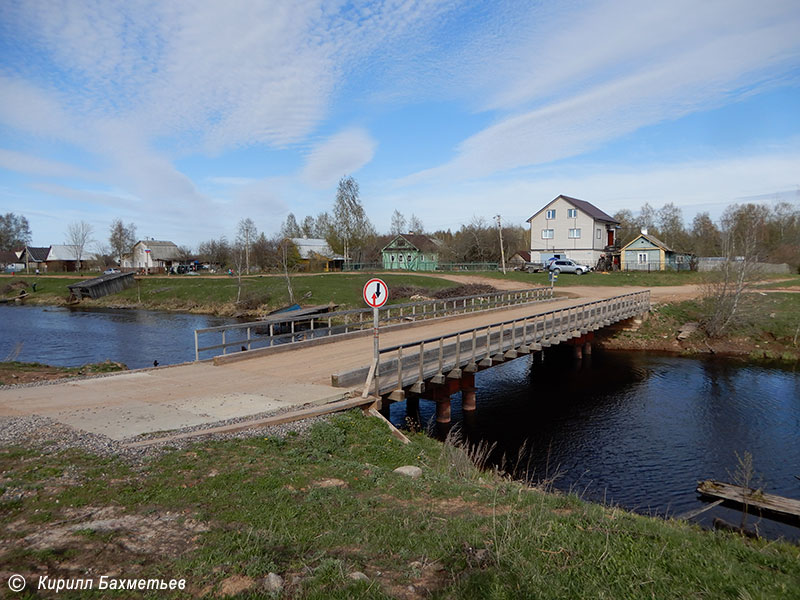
{"left": 66, "top": 221, "right": 94, "bottom": 272}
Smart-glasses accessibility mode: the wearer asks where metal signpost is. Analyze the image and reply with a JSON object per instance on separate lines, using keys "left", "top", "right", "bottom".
{"left": 363, "top": 278, "right": 389, "bottom": 369}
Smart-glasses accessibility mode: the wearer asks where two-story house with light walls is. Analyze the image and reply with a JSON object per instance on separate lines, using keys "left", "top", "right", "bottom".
{"left": 527, "top": 195, "right": 619, "bottom": 266}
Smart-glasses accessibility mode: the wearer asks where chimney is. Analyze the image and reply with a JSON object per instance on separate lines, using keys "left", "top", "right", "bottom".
{"left": 640, "top": 227, "right": 648, "bottom": 235}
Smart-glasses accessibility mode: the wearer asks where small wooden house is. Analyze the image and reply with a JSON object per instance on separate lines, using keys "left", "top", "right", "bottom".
{"left": 14, "top": 246, "right": 48, "bottom": 272}
{"left": 45, "top": 245, "right": 98, "bottom": 272}
{"left": 620, "top": 231, "right": 692, "bottom": 271}
{"left": 290, "top": 237, "right": 345, "bottom": 271}
{"left": 381, "top": 234, "right": 441, "bottom": 271}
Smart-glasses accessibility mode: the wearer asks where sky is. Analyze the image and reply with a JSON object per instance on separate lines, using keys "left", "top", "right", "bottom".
{"left": 1, "top": 0, "right": 799, "bottom": 249}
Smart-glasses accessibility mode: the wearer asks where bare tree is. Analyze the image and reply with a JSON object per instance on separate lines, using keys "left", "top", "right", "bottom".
{"left": 330, "top": 176, "right": 375, "bottom": 263}
{"left": 657, "top": 203, "right": 689, "bottom": 250}
{"left": 690, "top": 212, "right": 721, "bottom": 257}
{"left": 276, "top": 238, "right": 298, "bottom": 304}
{"left": 701, "top": 204, "right": 767, "bottom": 337}
{"left": 236, "top": 218, "right": 257, "bottom": 274}
{"left": 280, "top": 213, "right": 302, "bottom": 238}
{"left": 66, "top": 221, "right": 94, "bottom": 272}
{"left": 408, "top": 214, "right": 424, "bottom": 234}
{"left": 108, "top": 219, "right": 137, "bottom": 265}
{"left": 390, "top": 210, "right": 406, "bottom": 234}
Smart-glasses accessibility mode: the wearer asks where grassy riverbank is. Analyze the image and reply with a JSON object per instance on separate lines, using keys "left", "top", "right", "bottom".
{"left": 601, "top": 291, "right": 800, "bottom": 362}
{"left": 1, "top": 411, "right": 798, "bottom": 599}
{"left": 0, "top": 273, "right": 461, "bottom": 316}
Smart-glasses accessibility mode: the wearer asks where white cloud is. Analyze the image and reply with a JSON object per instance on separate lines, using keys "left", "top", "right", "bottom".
{"left": 0, "top": 149, "right": 94, "bottom": 180}
{"left": 381, "top": 150, "right": 800, "bottom": 231}
{"left": 406, "top": 0, "right": 800, "bottom": 181}
{"left": 30, "top": 182, "right": 135, "bottom": 209}
{"left": 302, "top": 128, "right": 377, "bottom": 187}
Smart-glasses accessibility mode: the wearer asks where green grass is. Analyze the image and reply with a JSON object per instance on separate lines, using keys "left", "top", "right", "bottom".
{"left": 2, "top": 412, "right": 798, "bottom": 599}
{"left": 0, "top": 273, "right": 461, "bottom": 315}
{"left": 476, "top": 269, "right": 798, "bottom": 288}
{"left": 633, "top": 292, "right": 800, "bottom": 360}
{"left": 754, "top": 275, "right": 800, "bottom": 289}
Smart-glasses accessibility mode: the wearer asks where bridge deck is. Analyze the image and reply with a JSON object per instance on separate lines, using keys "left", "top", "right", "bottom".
{"left": 0, "top": 288, "right": 644, "bottom": 440}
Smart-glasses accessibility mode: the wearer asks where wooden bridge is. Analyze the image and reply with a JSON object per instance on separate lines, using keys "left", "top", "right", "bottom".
{"left": 0, "top": 288, "right": 650, "bottom": 441}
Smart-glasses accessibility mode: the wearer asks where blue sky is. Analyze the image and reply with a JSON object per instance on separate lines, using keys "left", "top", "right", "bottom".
{"left": 1, "top": 0, "right": 799, "bottom": 248}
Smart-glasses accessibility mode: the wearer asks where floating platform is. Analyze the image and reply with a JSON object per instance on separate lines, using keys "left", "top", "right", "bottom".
{"left": 697, "top": 480, "right": 800, "bottom": 525}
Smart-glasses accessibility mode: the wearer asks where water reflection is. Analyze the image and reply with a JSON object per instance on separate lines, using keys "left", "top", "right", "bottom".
{"left": 390, "top": 348, "right": 800, "bottom": 541}
{"left": 1, "top": 304, "right": 238, "bottom": 369}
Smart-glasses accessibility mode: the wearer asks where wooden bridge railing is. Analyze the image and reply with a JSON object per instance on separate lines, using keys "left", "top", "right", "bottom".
{"left": 358, "top": 291, "right": 650, "bottom": 397}
{"left": 194, "top": 286, "right": 554, "bottom": 360}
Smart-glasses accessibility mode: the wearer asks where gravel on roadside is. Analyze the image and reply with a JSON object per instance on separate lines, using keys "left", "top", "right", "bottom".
{"left": 0, "top": 406, "right": 335, "bottom": 465}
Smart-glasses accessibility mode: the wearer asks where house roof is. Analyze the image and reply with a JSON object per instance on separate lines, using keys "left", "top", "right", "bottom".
{"left": 289, "top": 238, "right": 343, "bottom": 260}
{"left": 527, "top": 195, "right": 620, "bottom": 224}
{"left": 381, "top": 233, "right": 441, "bottom": 253}
{"left": 0, "top": 250, "right": 21, "bottom": 265}
{"left": 621, "top": 233, "right": 674, "bottom": 253}
{"left": 22, "top": 246, "right": 50, "bottom": 261}
{"left": 47, "top": 245, "right": 97, "bottom": 261}
{"left": 511, "top": 250, "right": 531, "bottom": 262}
{"left": 135, "top": 240, "right": 180, "bottom": 260}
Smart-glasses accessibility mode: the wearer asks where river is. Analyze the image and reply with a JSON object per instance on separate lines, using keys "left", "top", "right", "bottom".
{"left": 390, "top": 347, "right": 800, "bottom": 542}
{"left": 0, "top": 304, "right": 238, "bottom": 369}
{"left": 2, "top": 304, "right": 799, "bottom": 541}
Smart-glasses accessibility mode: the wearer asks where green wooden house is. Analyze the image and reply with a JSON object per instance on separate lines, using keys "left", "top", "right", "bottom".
{"left": 620, "top": 231, "right": 692, "bottom": 271}
{"left": 381, "top": 234, "right": 441, "bottom": 271}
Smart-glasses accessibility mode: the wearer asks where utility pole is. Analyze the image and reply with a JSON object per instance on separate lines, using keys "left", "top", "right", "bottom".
{"left": 495, "top": 215, "right": 507, "bottom": 275}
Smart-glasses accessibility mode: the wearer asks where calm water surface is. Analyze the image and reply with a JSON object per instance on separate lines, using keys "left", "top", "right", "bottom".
{"left": 390, "top": 349, "right": 800, "bottom": 541}
{"left": 1, "top": 304, "right": 238, "bottom": 369}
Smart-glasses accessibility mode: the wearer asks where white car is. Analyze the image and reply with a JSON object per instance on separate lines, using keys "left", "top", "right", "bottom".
{"left": 104, "top": 268, "right": 121, "bottom": 274}
{"left": 548, "top": 259, "right": 591, "bottom": 275}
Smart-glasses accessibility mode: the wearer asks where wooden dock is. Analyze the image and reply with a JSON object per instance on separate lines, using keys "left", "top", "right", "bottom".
{"left": 697, "top": 480, "right": 800, "bottom": 525}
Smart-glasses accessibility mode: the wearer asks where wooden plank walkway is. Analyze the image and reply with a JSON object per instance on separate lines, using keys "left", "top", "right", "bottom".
{"left": 697, "top": 480, "right": 800, "bottom": 524}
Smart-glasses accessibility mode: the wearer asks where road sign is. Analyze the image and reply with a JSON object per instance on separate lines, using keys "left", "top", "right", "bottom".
{"left": 363, "top": 278, "right": 388, "bottom": 308}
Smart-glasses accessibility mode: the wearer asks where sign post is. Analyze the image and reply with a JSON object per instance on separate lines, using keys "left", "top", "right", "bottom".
{"left": 363, "top": 278, "right": 389, "bottom": 371}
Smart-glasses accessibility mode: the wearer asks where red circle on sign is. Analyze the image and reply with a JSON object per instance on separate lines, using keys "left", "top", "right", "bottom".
{"left": 363, "top": 278, "right": 388, "bottom": 308}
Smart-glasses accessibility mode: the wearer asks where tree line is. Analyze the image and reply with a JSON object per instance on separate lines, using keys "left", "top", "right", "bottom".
{"left": 613, "top": 201, "right": 800, "bottom": 270}
{"left": 3, "top": 192, "right": 797, "bottom": 272}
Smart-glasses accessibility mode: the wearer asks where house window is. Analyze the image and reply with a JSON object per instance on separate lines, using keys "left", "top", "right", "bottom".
{"left": 391, "top": 255, "right": 395, "bottom": 262}
{"left": 567, "top": 209, "right": 577, "bottom": 218}
{"left": 399, "top": 255, "right": 404, "bottom": 262}
{"left": 596, "top": 229, "right": 601, "bottom": 239}
{"left": 676, "top": 255, "right": 684, "bottom": 264}
{"left": 637, "top": 253, "right": 648, "bottom": 264}
{"left": 542, "top": 229, "right": 554, "bottom": 239}
{"left": 568, "top": 228, "right": 581, "bottom": 239}
{"left": 545, "top": 209, "right": 556, "bottom": 219}
{"left": 407, "top": 254, "right": 412, "bottom": 262}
